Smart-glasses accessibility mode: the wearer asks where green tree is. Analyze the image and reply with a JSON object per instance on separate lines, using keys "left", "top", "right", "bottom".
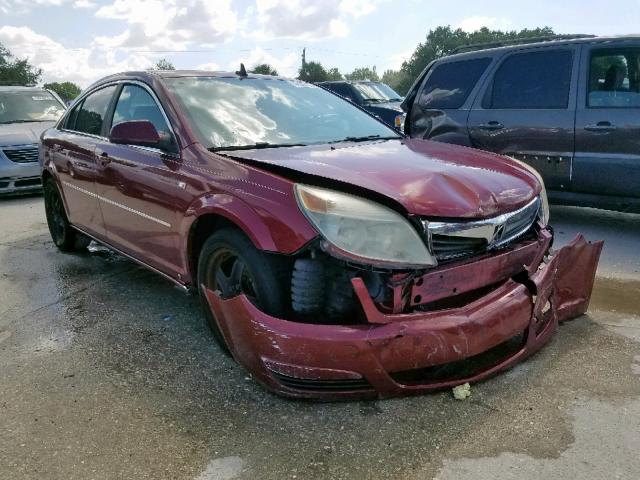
{"left": 150, "top": 58, "right": 175, "bottom": 70}
{"left": 297, "top": 61, "right": 327, "bottom": 83}
{"left": 380, "top": 69, "right": 409, "bottom": 95}
{"left": 325, "top": 67, "right": 343, "bottom": 81}
{"left": 43, "top": 81, "right": 81, "bottom": 102}
{"left": 0, "top": 42, "right": 42, "bottom": 85}
{"left": 345, "top": 66, "right": 379, "bottom": 81}
{"left": 396, "top": 26, "right": 556, "bottom": 94}
{"left": 250, "top": 63, "right": 278, "bottom": 75}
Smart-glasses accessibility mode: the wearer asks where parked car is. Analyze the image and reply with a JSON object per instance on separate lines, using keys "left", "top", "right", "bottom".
{"left": 318, "top": 80, "right": 404, "bottom": 129}
{"left": 0, "top": 86, "right": 66, "bottom": 194}
{"left": 40, "top": 70, "right": 601, "bottom": 399}
{"left": 401, "top": 35, "right": 640, "bottom": 213}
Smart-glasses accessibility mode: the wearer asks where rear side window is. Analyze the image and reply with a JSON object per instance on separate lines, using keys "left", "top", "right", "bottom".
{"left": 74, "top": 85, "right": 117, "bottom": 136}
{"left": 327, "top": 83, "right": 357, "bottom": 102}
{"left": 418, "top": 58, "right": 491, "bottom": 109}
{"left": 486, "top": 50, "right": 573, "bottom": 109}
{"left": 588, "top": 48, "right": 640, "bottom": 108}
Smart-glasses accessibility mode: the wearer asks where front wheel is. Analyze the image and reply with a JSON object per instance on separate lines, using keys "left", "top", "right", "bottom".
{"left": 43, "top": 178, "right": 90, "bottom": 252}
{"left": 197, "top": 228, "right": 290, "bottom": 354}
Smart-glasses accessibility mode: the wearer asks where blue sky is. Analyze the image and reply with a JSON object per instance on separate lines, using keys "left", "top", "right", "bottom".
{"left": 0, "top": 0, "right": 638, "bottom": 87}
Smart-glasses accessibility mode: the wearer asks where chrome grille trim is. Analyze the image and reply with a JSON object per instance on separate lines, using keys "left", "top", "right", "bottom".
{"left": 2, "top": 144, "right": 39, "bottom": 164}
{"left": 423, "top": 197, "right": 541, "bottom": 260}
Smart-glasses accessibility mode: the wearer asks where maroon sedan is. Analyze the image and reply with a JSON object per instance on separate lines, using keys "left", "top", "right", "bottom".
{"left": 40, "top": 70, "right": 602, "bottom": 399}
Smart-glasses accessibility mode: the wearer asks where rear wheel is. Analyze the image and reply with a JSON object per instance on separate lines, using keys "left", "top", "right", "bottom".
{"left": 43, "top": 178, "right": 90, "bottom": 252}
{"left": 197, "top": 228, "right": 290, "bottom": 355}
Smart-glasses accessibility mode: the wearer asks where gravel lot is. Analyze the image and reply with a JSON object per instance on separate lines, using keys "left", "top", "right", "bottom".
{"left": 1, "top": 194, "right": 639, "bottom": 480}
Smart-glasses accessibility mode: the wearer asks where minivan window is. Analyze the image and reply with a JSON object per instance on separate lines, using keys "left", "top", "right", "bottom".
{"left": 74, "top": 85, "right": 117, "bottom": 136}
{"left": 418, "top": 58, "right": 491, "bottom": 109}
{"left": 588, "top": 48, "right": 640, "bottom": 108}
{"left": 487, "top": 50, "right": 573, "bottom": 109}
{"left": 112, "top": 85, "right": 171, "bottom": 135}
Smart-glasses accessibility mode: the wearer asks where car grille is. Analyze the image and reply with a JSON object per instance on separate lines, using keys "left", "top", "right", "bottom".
{"left": 270, "top": 371, "right": 373, "bottom": 392}
{"left": 425, "top": 197, "right": 541, "bottom": 261}
{"left": 2, "top": 145, "right": 39, "bottom": 163}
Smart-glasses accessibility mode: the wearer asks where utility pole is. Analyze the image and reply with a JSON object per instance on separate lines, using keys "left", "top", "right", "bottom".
{"left": 301, "top": 47, "right": 306, "bottom": 70}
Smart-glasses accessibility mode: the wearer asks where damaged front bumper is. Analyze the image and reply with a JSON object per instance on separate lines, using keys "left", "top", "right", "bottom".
{"left": 203, "top": 232, "right": 603, "bottom": 400}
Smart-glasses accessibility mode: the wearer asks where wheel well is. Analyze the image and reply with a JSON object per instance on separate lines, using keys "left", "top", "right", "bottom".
{"left": 188, "top": 214, "right": 238, "bottom": 285}
{"left": 41, "top": 169, "right": 53, "bottom": 183}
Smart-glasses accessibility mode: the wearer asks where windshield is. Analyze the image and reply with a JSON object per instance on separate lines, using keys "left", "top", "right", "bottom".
{"left": 164, "top": 77, "right": 399, "bottom": 149}
{"left": 352, "top": 82, "right": 403, "bottom": 103}
{"left": 0, "top": 90, "right": 65, "bottom": 124}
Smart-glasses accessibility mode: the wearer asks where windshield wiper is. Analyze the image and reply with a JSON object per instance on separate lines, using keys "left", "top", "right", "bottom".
{"left": 329, "top": 135, "right": 400, "bottom": 144}
{"left": 209, "top": 142, "right": 307, "bottom": 152}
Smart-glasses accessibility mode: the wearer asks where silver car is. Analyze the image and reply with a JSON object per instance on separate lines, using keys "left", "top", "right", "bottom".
{"left": 0, "top": 86, "right": 66, "bottom": 194}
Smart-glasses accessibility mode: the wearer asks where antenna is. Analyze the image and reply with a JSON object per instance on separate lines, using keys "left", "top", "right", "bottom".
{"left": 235, "top": 63, "right": 248, "bottom": 77}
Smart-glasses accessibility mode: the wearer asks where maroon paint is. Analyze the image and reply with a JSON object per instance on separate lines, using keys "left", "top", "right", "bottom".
{"left": 204, "top": 233, "right": 602, "bottom": 399}
{"left": 228, "top": 137, "right": 541, "bottom": 219}
{"left": 109, "top": 120, "right": 160, "bottom": 146}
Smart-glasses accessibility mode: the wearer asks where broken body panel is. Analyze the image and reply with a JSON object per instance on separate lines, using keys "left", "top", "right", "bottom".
{"left": 204, "top": 233, "right": 602, "bottom": 400}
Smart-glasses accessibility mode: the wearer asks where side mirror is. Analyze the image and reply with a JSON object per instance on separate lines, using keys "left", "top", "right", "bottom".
{"left": 109, "top": 120, "right": 160, "bottom": 148}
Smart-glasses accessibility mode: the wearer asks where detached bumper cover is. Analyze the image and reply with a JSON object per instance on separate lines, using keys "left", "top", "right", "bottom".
{"left": 203, "top": 234, "right": 602, "bottom": 399}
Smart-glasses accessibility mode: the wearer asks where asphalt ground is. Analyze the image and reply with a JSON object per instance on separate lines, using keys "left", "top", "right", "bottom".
{"left": 1, "top": 194, "right": 639, "bottom": 480}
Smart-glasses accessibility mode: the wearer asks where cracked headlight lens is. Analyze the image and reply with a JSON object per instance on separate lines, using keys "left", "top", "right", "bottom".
{"left": 295, "top": 184, "right": 436, "bottom": 268}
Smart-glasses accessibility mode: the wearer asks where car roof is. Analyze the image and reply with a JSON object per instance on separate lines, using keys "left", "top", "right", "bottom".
{"left": 440, "top": 34, "right": 640, "bottom": 61}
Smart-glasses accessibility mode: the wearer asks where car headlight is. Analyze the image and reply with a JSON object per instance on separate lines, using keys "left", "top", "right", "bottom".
{"left": 295, "top": 184, "right": 436, "bottom": 268}
{"left": 507, "top": 158, "right": 549, "bottom": 226}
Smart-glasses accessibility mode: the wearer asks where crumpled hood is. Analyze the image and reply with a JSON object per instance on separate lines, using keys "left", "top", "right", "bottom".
{"left": 228, "top": 138, "right": 541, "bottom": 219}
{"left": 0, "top": 121, "right": 55, "bottom": 147}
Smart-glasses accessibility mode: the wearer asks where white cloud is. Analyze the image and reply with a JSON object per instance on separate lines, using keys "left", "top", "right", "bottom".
{"left": 228, "top": 46, "right": 298, "bottom": 77}
{"left": 384, "top": 48, "right": 413, "bottom": 71}
{"left": 252, "top": 0, "right": 380, "bottom": 40}
{"left": 0, "top": 0, "right": 64, "bottom": 14}
{"left": 456, "top": 16, "right": 513, "bottom": 33}
{"left": 195, "top": 61, "right": 221, "bottom": 71}
{"left": 0, "top": 26, "right": 155, "bottom": 87}
{"left": 95, "top": 0, "right": 238, "bottom": 50}
{"left": 73, "top": 0, "right": 96, "bottom": 8}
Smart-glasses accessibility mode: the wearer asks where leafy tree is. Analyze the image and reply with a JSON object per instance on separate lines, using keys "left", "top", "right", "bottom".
{"left": 250, "top": 63, "right": 278, "bottom": 75}
{"left": 0, "top": 42, "right": 42, "bottom": 85}
{"left": 325, "top": 67, "right": 343, "bottom": 81}
{"left": 43, "top": 81, "right": 81, "bottom": 102}
{"left": 150, "top": 58, "right": 175, "bottom": 70}
{"left": 396, "top": 26, "right": 556, "bottom": 94}
{"left": 345, "top": 66, "right": 379, "bottom": 81}
{"left": 380, "top": 69, "right": 409, "bottom": 95}
{"left": 297, "top": 61, "right": 327, "bottom": 83}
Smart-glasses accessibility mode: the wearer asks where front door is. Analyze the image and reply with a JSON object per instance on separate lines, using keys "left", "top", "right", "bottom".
{"left": 53, "top": 85, "right": 118, "bottom": 238}
{"left": 574, "top": 44, "right": 640, "bottom": 199}
{"left": 95, "top": 83, "right": 182, "bottom": 276}
{"left": 468, "top": 47, "right": 578, "bottom": 191}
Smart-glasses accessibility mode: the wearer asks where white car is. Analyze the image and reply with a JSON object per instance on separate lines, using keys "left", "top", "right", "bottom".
{"left": 0, "top": 86, "right": 66, "bottom": 194}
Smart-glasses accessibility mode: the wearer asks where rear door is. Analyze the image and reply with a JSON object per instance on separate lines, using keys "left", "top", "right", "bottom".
{"left": 574, "top": 43, "right": 640, "bottom": 198}
{"left": 406, "top": 57, "right": 493, "bottom": 146}
{"left": 52, "top": 85, "right": 118, "bottom": 237}
{"left": 468, "top": 47, "right": 578, "bottom": 190}
{"left": 94, "top": 83, "right": 183, "bottom": 276}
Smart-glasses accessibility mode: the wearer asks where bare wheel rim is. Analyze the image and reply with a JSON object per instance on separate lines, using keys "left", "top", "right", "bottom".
{"left": 205, "top": 248, "right": 260, "bottom": 307}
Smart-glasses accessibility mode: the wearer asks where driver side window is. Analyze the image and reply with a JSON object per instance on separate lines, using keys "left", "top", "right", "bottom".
{"left": 112, "top": 84, "right": 176, "bottom": 152}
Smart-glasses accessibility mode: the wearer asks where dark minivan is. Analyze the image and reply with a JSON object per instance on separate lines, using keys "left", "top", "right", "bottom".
{"left": 402, "top": 35, "right": 640, "bottom": 212}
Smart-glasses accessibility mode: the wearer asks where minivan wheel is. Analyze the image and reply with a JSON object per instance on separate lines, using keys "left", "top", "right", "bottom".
{"left": 43, "top": 178, "right": 90, "bottom": 252}
{"left": 197, "top": 228, "right": 290, "bottom": 355}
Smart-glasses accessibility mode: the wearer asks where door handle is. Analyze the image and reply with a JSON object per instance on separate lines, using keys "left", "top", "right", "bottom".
{"left": 97, "top": 151, "right": 111, "bottom": 166}
{"left": 584, "top": 122, "right": 616, "bottom": 132}
{"left": 477, "top": 121, "right": 504, "bottom": 131}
